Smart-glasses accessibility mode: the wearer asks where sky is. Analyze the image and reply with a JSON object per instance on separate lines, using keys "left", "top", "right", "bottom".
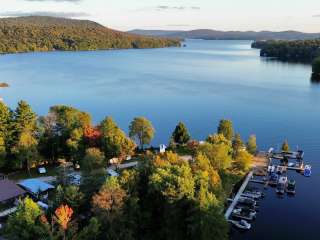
{"left": 1, "top": 0, "right": 320, "bottom": 32}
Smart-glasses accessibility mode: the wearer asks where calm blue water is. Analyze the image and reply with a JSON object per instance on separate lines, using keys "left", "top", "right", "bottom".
{"left": 1, "top": 40, "right": 320, "bottom": 239}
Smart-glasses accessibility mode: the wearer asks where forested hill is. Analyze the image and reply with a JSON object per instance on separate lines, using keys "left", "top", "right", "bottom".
{"left": 252, "top": 40, "right": 320, "bottom": 62}
{"left": 0, "top": 16, "right": 181, "bottom": 54}
{"left": 129, "top": 29, "right": 320, "bottom": 41}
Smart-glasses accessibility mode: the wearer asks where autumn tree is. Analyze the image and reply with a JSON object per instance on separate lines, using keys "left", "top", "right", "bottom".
{"left": 54, "top": 204, "right": 74, "bottom": 240}
{"left": 246, "top": 135, "right": 257, "bottom": 155}
{"left": 81, "top": 148, "right": 105, "bottom": 173}
{"left": 5, "top": 197, "right": 46, "bottom": 240}
{"left": 92, "top": 177, "right": 127, "bottom": 228}
{"left": 217, "top": 119, "right": 234, "bottom": 141}
{"left": 282, "top": 140, "right": 290, "bottom": 152}
{"left": 129, "top": 117, "right": 155, "bottom": 150}
{"left": 197, "top": 142, "right": 232, "bottom": 170}
{"left": 171, "top": 122, "right": 191, "bottom": 145}
{"left": 100, "top": 117, "right": 136, "bottom": 160}
{"left": 234, "top": 150, "right": 253, "bottom": 172}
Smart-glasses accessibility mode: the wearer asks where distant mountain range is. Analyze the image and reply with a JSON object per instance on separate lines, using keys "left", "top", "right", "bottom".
{"left": 0, "top": 16, "right": 180, "bottom": 54}
{"left": 128, "top": 29, "right": 320, "bottom": 41}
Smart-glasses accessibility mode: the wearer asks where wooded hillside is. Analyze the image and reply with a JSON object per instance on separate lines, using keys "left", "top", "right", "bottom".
{"left": 0, "top": 16, "right": 181, "bottom": 54}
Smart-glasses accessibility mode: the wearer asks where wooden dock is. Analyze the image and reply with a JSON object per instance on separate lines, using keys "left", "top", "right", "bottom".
{"left": 225, "top": 171, "right": 253, "bottom": 220}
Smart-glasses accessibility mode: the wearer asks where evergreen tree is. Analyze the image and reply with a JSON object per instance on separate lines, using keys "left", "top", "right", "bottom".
{"left": 171, "top": 122, "right": 191, "bottom": 145}
{"left": 232, "top": 133, "right": 244, "bottom": 157}
{"left": 217, "top": 119, "right": 234, "bottom": 141}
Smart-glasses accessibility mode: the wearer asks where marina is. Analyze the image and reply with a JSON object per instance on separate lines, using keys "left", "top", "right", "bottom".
{"left": 226, "top": 148, "right": 312, "bottom": 232}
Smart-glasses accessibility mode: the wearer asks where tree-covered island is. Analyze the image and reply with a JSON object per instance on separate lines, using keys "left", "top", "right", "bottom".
{"left": 252, "top": 39, "right": 320, "bottom": 81}
{"left": 0, "top": 100, "right": 257, "bottom": 240}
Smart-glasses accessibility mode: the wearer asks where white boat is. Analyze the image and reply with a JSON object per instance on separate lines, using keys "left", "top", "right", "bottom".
{"left": 242, "top": 191, "right": 264, "bottom": 199}
{"left": 232, "top": 208, "right": 256, "bottom": 221}
{"left": 238, "top": 197, "right": 257, "bottom": 206}
{"left": 229, "top": 220, "right": 251, "bottom": 230}
{"left": 276, "top": 176, "right": 287, "bottom": 194}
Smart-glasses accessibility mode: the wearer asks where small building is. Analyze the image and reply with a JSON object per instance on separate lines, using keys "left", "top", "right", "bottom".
{"left": 18, "top": 179, "right": 55, "bottom": 201}
{"left": 159, "top": 144, "right": 167, "bottom": 153}
{"left": 0, "top": 180, "right": 26, "bottom": 205}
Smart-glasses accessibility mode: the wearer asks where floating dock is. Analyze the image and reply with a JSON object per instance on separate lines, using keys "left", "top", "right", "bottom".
{"left": 225, "top": 171, "right": 253, "bottom": 220}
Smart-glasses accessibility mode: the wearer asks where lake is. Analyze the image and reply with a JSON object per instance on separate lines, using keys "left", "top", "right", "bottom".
{"left": 1, "top": 39, "right": 320, "bottom": 239}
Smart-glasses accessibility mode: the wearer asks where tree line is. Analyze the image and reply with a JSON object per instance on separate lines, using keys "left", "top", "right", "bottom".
{"left": 0, "top": 16, "right": 181, "bottom": 54}
{"left": 1, "top": 100, "right": 258, "bottom": 240}
{"left": 252, "top": 39, "right": 320, "bottom": 81}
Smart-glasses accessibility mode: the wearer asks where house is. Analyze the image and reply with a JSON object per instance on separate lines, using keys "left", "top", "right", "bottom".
{"left": 18, "top": 179, "right": 55, "bottom": 201}
{"left": 0, "top": 180, "right": 26, "bottom": 205}
{"left": 159, "top": 144, "right": 167, "bottom": 153}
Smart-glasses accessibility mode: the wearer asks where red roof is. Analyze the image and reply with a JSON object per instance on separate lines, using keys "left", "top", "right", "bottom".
{"left": 0, "top": 180, "right": 26, "bottom": 202}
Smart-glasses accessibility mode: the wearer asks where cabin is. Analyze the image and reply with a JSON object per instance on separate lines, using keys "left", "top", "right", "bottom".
{"left": 18, "top": 179, "right": 54, "bottom": 202}
{"left": 0, "top": 179, "right": 26, "bottom": 217}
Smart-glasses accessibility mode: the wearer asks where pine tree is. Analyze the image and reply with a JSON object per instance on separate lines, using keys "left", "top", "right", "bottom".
{"left": 217, "top": 120, "right": 234, "bottom": 141}
{"left": 172, "top": 122, "right": 191, "bottom": 145}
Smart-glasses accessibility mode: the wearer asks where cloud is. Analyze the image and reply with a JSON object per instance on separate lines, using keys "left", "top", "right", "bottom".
{"left": 24, "top": 0, "right": 82, "bottom": 2}
{"left": 0, "top": 11, "right": 89, "bottom": 18}
{"left": 155, "top": 6, "right": 201, "bottom": 11}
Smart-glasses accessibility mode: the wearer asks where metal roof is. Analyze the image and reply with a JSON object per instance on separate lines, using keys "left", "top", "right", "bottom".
{"left": 18, "top": 179, "right": 54, "bottom": 194}
{"left": 0, "top": 180, "right": 26, "bottom": 202}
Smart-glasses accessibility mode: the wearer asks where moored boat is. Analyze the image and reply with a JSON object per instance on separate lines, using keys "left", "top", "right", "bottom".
{"left": 229, "top": 219, "right": 251, "bottom": 230}
{"left": 286, "top": 180, "right": 296, "bottom": 194}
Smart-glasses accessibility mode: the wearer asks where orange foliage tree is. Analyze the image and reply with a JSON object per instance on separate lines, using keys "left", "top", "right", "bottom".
{"left": 55, "top": 204, "right": 74, "bottom": 239}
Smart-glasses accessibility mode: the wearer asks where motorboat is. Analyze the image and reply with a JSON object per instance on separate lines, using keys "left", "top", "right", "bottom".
{"left": 276, "top": 176, "right": 287, "bottom": 194}
{"left": 229, "top": 219, "right": 251, "bottom": 230}
{"left": 238, "top": 197, "right": 257, "bottom": 207}
{"left": 243, "top": 190, "right": 265, "bottom": 199}
{"left": 286, "top": 180, "right": 296, "bottom": 194}
{"left": 269, "top": 172, "right": 279, "bottom": 186}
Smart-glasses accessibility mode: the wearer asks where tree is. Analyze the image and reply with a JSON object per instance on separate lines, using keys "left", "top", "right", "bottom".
{"left": 206, "top": 133, "right": 231, "bottom": 147}
{"left": 246, "top": 135, "right": 257, "bottom": 155}
{"left": 49, "top": 105, "right": 91, "bottom": 159}
{"left": 13, "top": 130, "right": 39, "bottom": 173}
{"left": 171, "top": 122, "right": 191, "bottom": 145}
{"left": 5, "top": 197, "right": 45, "bottom": 240}
{"left": 81, "top": 148, "right": 105, "bottom": 173}
{"left": 217, "top": 119, "right": 234, "bottom": 141}
{"left": 100, "top": 117, "right": 136, "bottom": 160}
{"left": 197, "top": 143, "right": 232, "bottom": 170}
{"left": 54, "top": 204, "right": 74, "bottom": 240}
{"left": 12, "top": 101, "right": 37, "bottom": 145}
{"left": 282, "top": 140, "right": 290, "bottom": 152}
{"left": 77, "top": 217, "right": 101, "bottom": 240}
{"left": 0, "top": 137, "right": 6, "bottom": 168}
{"left": 92, "top": 177, "right": 127, "bottom": 218}
{"left": 54, "top": 185, "right": 84, "bottom": 210}
{"left": 150, "top": 158, "right": 195, "bottom": 202}
{"left": 312, "top": 57, "right": 320, "bottom": 80}
{"left": 234, "top": 150, "right": 253, "bottom": 172}
{"left": 0, "top": 101, "right": 11, "bottom": 139}
{"left": 232, "top": 133, "right": 244, "bottom": 157}
{"left": 129, "top": 117, "right": 155, "bottom": 150}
